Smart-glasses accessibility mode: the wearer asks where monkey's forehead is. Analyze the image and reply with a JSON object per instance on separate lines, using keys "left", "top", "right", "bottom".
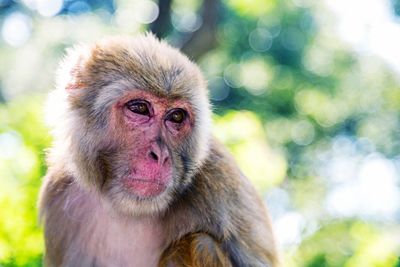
{"left": 65, "top": 34, "right": 207, "bottom": 99}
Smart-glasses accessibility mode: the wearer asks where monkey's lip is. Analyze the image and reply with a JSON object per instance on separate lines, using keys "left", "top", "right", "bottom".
{"left": 123, "top": 178, "right": 167, "bottom": 197}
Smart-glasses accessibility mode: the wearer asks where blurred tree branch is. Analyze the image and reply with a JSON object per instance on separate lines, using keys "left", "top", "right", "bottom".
{"left": 181, "top": 0, "right": 221, "bottom": 60}
{"left": 150, "top": 0, "right": 173, "bottom": 38}
{"left": 150, "top": 0, "right": 221, "bottom": 60}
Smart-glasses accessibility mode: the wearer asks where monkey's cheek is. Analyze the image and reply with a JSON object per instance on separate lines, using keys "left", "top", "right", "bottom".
{"left": 123, "top": 179, "right": 167, "bottom": 198}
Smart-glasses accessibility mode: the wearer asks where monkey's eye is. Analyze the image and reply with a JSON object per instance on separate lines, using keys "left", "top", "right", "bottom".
{"left": 126, "top": 100, "right": 150, "bottom": 116}
{"left": 167, "top": 109, "right": 187, "bottom": 123}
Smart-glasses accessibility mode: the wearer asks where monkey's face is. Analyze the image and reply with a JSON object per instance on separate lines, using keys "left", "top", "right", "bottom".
{"left": 97, "top": 90, "right": 199, "bottom": 216}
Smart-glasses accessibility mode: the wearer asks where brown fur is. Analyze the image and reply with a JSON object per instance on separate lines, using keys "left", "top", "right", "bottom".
{"left": 159, "top": 233, "right": 232, "bottom": 267}
{"left": 39, "top": 34, "right": 279, "bottom": 267}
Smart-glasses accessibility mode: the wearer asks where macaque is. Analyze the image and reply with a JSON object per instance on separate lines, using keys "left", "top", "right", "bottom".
{"left": 39, "top": 33, "right": 279, "bottom": 267}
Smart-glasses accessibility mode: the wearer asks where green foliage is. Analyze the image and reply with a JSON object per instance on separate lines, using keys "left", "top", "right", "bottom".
{"left": 293, "top": 221, "right": 399, "bottom": 267}
{"left": 0, "top": 97, "right": 49, "bottom": 266}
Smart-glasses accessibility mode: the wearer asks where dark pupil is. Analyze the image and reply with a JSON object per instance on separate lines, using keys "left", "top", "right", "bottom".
{"left": 129, "top": 102, "right": 148, "bottom": 115}
{"left": 137, "top": 103, "right": 147, "bottom": 113}
{"left": 171, "top": 110, "right": 184, "bottom": 123}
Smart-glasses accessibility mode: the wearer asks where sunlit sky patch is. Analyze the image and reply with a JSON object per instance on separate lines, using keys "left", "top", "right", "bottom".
{"left": 326, "top": 153, "right": 400, "bottom": 221}
{"left": 325, "top": 0, "right": 400, "bottom": 73}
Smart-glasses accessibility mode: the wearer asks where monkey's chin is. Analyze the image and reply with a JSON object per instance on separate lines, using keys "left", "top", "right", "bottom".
{"left": 123, "top": 178, "right": 167, "bottom": 198}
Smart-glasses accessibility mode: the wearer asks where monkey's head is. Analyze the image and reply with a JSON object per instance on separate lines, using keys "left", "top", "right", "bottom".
{"left": 48, "top": 34, "right": 211, "bottom": 216}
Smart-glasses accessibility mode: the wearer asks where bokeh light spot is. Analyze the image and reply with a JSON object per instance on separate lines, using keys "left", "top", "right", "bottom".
{"left": 223, "top": 63, "right": 243, "bottom": 88}
{"left": 209, "top": 76, "right": 230, "bottom": 101}
{"left": 274, "top": 211, "right": 305, "bottom": 248}
{"left": 240, "top": 58, "right": 273, "bottom": 95}
{"left": 1, "top": 12, "right": 32, "bottom": 46}
{"left": 0, "top": 131, "right": 23, "bottom": 159}
{"left": 37, "top": 0, "right": 63, "bottom": 17}
{"left": 291, "top": 120, "right": 315, "bottom": 146}
{"left": 249, "top": 28, "right": 273, "bottom": 52}
{"left": 133, "top": 0, "right": 159, "bottom": 24}
{"left": 172, "top": 9, "right": 202, "bottom": 33}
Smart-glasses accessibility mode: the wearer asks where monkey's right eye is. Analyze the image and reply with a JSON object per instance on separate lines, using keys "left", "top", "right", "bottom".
{"left": 126, "top": 100, "right": 150, "bottom": 116}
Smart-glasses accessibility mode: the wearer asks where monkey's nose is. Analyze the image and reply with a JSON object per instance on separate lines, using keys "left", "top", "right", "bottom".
{"left": 148, "top": 143, "right": 169, "bottom": 166}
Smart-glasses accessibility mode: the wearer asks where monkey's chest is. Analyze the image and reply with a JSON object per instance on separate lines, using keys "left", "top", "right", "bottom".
{"left": 65, "top": 209, "right": 166, "bottom": 267}
{"left": 89, "top": 220, "right": 165, "bottom": 267}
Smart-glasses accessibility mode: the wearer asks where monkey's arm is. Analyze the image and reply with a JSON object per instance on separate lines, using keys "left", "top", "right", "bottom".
{"left": 159, "top": 233, "right": 232, "bottom": 267}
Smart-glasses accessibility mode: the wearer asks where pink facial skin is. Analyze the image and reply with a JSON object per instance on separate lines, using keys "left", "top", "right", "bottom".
{"left": 111, "top": 91, "right": 193, "bottom": 198}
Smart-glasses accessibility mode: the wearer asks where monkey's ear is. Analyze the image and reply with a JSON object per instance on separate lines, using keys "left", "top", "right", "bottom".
{"left": 56, "top": 45, "right": 92, "bottom": 91}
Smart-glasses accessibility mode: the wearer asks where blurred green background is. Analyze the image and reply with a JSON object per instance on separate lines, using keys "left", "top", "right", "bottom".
{"left": 1, "top": 0, "right": 400, "bottom": 266}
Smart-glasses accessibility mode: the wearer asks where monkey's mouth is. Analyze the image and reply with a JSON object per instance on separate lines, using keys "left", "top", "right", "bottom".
{"left": 123, "top": 177, "right": 167, "bottom": 198}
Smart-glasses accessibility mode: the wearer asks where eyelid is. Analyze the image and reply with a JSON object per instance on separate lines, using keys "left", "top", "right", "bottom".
{"left": 126, "top": 99, "right": 150, "bottom": 106}
{"left": 125, "top": 99, "right": 151, "bottom": 114}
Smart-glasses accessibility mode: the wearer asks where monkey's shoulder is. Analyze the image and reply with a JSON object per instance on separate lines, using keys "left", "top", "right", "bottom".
{"left": 168, "top": 139, "right": 279, "bottom": 266}
{"left": 38, "top": 170, "right": 74, "bottom": 215}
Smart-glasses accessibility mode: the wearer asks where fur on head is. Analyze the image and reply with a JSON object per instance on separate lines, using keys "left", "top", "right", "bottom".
{"left": 46, "top": 33, "right": 212, "bottom": 216}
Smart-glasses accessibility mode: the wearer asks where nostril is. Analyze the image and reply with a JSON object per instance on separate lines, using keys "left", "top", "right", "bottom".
{"left": 149, "top": 151, "right": 158, "bottom": 161}
{"left": 163, "top": 156, "right": 169, "bottom": 165}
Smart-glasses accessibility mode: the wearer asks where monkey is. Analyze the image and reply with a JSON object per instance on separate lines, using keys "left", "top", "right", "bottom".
{"left": 39, "top": 33, "right": 279, "bottom": 267}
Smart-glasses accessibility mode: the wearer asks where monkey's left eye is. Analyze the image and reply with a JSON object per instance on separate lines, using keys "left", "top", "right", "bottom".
{"left": 167, "top": 109, "right": 187, "bottom": 123}
{"left": 126, "top": 100, "right": 150, "bottom": 116}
